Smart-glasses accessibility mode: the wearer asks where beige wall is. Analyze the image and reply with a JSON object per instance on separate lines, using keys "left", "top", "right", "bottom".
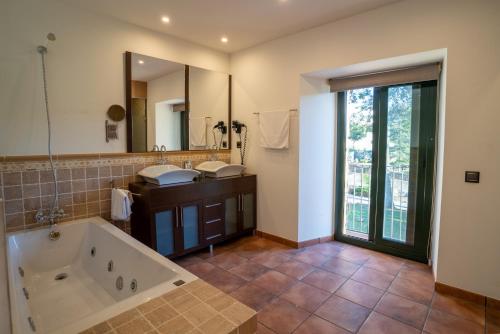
{"left": 0, "top": 0, "right": 229, "bottom": 156}
{"left": 230, "top": 0, "right": 500, "bottom": 299}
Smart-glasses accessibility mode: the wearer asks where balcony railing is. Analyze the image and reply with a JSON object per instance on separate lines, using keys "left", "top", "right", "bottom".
{"left": 344, "top": 163, "right": 409, "bottom": 242}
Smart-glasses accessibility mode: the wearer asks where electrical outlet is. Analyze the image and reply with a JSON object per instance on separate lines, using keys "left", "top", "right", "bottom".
{"left": 236, "top": 141, "right": 242, "bottom": 148}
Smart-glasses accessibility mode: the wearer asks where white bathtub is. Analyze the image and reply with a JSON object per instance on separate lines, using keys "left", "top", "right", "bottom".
{"left": 6, "top": 217, "right": 197, "bottom": 334}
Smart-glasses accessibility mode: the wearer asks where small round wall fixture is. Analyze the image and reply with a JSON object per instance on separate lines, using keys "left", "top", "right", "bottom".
{"left": 107, "top": 105, "right": 126, "bottom": 122}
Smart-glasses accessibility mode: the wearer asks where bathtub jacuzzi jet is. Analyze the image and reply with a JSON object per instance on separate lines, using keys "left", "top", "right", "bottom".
{"left": 54, "top": 273, "right": 68, "bottom": 281}
{"left": 7, "top": 217, "right": 197, "bottom": 334}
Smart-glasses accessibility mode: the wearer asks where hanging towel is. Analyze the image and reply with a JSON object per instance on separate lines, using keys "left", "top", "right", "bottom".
{"left": 111, "top": 188, "right": 133, "bottom": 221}
{"left": 259, "top": 110, "right": 290, "bottom": 149}
{"left": 189, "top": 117, "right": 207, "bottom": 147}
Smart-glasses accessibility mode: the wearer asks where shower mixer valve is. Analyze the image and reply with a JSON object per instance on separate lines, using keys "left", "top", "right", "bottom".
{"left": 35, "top": 207, "right": 66, "bottom": 225}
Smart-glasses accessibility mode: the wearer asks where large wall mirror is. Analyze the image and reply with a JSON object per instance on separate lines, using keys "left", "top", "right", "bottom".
{"left": 125, "top": 52, "right": 231, "bottom": 152}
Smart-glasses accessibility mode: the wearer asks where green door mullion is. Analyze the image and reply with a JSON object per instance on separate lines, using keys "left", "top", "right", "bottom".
{"left": 373, "top": 87, "right": 388, "bottom": 243}
{"left": 334, "top": 92, "right": 347, "bottom": 239}
{"left": 413, "top": 81, "right": 437, "bottom": 257}
{"left": 368, "top": 87, "right": 384, "bottom": 242}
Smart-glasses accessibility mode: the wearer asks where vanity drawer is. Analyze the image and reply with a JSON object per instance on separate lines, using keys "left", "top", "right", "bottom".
{"left": 203, "top": 217, "right": 224, "bottom": 243}
{"left": 203, "top": 200, "right": 224, "bottom": 220}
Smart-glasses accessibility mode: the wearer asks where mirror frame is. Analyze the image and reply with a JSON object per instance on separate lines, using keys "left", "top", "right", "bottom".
{"left": 124, "top": 51, "right": 232, "bottom": 152}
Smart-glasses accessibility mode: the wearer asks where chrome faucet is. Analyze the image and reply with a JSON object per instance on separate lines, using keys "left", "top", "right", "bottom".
{"left": 152, "top": 145, "right": 167, "bottom": 164}
{"left": 35, "top": 207, "right": 65, "bottom": 240}
{"left": 159, "top": 145, "right": 168, "bottom": 164}
{"left": 35, "top": 207, "right": 65, "bottom": 225}
{"left": 209, "top": 151, "right": 218, "bottom": 161}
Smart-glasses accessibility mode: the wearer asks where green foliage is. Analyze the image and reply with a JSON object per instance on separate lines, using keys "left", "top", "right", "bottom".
{"left": 346, "top": 85, "right": 413, "bottom": 166}
{"left": 347, "top": 88, "right": 373, "bottom": 141}
{"left": 387, "top": 86, "right": 412, "bottom": 166}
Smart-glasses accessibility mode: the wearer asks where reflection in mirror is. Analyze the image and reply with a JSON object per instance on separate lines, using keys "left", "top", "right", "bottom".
{"left": 126, "top": 52, "right": 231, "bottom": 152}
{"left": 189, "top": 66, "right": 229, "bottom": 150}
{"left": 130, "top": 53, "right": 186, "bottom": 152}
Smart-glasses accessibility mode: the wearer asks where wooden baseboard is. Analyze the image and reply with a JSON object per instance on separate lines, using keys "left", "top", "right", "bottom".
{"left": 256, "top": 230, "right": 333, "bottom": 249}
{"left": 435, "top": 282, "right": 493, "bottom": 305}
{"left": 255, "top": 230, "right": 298, "bottom": 248}
{"left": 487, "top": 296, "right": 500, "bottom": 310}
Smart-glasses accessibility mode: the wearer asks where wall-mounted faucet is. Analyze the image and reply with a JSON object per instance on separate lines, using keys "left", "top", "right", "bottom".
{"left": 35, "top": 207, "right": 65, "bottom": 240}
{"left": 35, "top": 207, "right": 65, "bottom": 225}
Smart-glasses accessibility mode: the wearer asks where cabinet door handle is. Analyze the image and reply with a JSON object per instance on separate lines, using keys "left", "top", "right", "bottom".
{"left": 205, "top": 218, "right": 222, "bottom": 225}
{"left": 175, "top": 207, "right": 179, "bottom": 228}
{"left": 205, "top": 203, "right": 222, "bottom": 208}
{"left": 206, "top": 233, "right": 222, "bottom": 241}
{"left": 180, "top": 208, "right": 184, "bottom": 228}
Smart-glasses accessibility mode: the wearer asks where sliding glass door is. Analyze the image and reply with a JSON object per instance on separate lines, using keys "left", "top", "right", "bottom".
{"left": 335, "top": 81, "right": 437, "bottom": 262}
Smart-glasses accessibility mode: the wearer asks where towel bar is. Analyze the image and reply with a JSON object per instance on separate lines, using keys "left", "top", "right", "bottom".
{"left": 110, "top": 180, "right": 142, "bottom": 196}
{"left": 253, "top": 108, "right": 298, "bottom": 115}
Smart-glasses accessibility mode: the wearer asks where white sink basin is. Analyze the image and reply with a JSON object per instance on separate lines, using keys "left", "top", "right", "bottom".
{"left": 195, "top": 161, "right": 246, "bottom": 178}
{"left": 138, "top": 165, "right": 200, "bottom": 185}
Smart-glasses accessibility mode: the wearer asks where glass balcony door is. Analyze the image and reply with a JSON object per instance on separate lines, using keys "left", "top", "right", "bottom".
{"left": 342, "top": 88, "right": 375, "bottom": 241}
{"left": 336, "top": 81, "right": 437, "bottom": 262}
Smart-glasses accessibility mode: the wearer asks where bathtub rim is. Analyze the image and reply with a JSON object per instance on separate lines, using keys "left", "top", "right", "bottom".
{"left": 6, "top": 216, "right": 198, "bottom": 334}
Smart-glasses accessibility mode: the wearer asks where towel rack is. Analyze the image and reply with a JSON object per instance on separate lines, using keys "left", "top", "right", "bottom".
{"left": 110, "top": 180, "right": 141, "bottom": 196}
{"left": 253, "top": 108, "right": 298, "bottom": 115}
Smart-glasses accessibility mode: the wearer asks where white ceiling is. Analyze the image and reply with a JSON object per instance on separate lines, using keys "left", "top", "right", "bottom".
{"left": 62, "top": 0, "right": 402, "bottom": 53}
{"left": 131, "top": 53, "right": 184, "bottom": 81}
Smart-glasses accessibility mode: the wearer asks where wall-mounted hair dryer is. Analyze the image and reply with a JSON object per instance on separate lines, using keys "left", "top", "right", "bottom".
{"left": 212, "top": 121, "right": 227, "bottom": 150}
{"left": 213, "top": 121, "right": 227, "bottom": 134}
{"left": 231, "top": 120, "right": 246, "bottom": 134}
{"left": 231, "top": 120, "right": 248, "bottom": 165}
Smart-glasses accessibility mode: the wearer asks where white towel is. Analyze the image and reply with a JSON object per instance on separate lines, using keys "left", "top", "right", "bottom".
{"left": 189, "top": 117, "right": 207, "bottom": 147}
{"left": 111, "top": 188, "right": 133, "bottom": 221}
{"left": 259, "top": 110, "right": 290, "bottom": 149}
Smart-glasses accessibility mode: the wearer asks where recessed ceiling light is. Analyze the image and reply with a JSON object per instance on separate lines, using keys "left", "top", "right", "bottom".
{"left": 221, "top": 36, "right": 228, "bottom": 44}
{"left": 138, "top": 60, "right": 144, "bottom": 65}
{"left": 161, "top": 16, "right": 170, "bottom": 23}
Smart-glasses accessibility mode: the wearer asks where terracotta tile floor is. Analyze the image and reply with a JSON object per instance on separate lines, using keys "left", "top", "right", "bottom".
{"left": 174, "top": 235, "right": 499, "bottom": 334}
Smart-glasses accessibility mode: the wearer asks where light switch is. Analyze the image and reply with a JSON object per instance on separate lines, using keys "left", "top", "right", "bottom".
{"left": 465, "top": 171, "right": 480, "bottom": 183}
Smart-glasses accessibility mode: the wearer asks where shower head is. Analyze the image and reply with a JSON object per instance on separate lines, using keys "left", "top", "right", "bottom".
{"left": 37, "top": 46, "right": 48, "bottom": 54}
{"left": 37, "top": 33, "right": 56, "bottom": 54}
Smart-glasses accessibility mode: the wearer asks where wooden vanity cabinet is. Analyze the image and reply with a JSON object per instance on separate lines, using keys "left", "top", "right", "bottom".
{"left": 129, "top": 174, "right": 256, "bottom": 258}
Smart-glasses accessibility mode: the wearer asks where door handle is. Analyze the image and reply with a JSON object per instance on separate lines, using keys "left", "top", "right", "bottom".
{"left": 180, "top": 207, "right": 184, "bottom": 228}
{"left": 205, "top": 203, "right": 222, "bottom": 208}
{"left": 175, "top": 207, "right": 179, "bottom": 228}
